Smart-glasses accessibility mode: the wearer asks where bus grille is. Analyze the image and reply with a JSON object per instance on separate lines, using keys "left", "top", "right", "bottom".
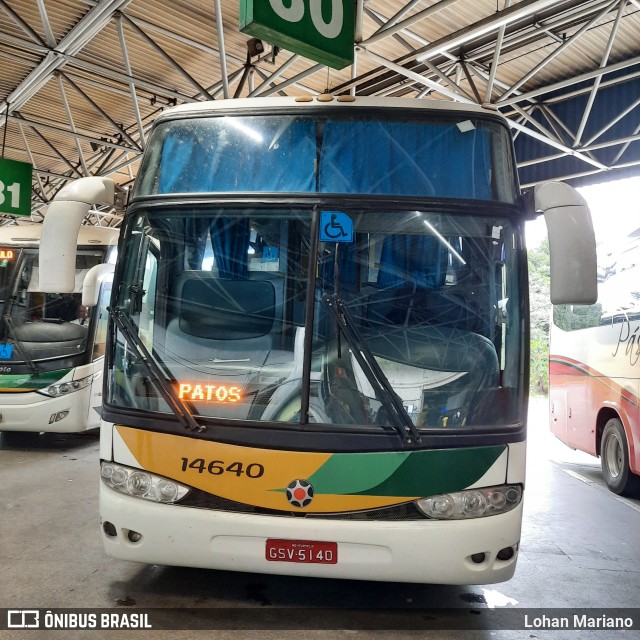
{"left": 177, "top": 489, "right": 424, "bottom": 521}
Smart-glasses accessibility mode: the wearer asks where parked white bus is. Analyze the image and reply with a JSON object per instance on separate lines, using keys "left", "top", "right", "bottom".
{"left": 0, "top": 222, "right": 118, "bottom": 442}
{"left": 41, "top": 97, "right": 596, "bottom": 584}
{"left": 550, "top": 228, "right": 640, "bottom": 497}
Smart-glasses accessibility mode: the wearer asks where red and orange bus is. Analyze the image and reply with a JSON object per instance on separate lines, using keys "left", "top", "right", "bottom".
{"left": 550, "top": 228, "right": 640, "bottom": 497}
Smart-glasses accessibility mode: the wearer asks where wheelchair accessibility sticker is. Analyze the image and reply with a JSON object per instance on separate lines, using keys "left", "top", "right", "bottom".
{"left": 0, "top": 343, "right": 13, "bottom": 359}
{"left": 319, "top": 211, "right": 354, "bottom": 243}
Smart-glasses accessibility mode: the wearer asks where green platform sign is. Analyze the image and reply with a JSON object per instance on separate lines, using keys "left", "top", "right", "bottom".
{"left": 240, "top": 0, "right": 354, "bottom": 70}
{"left": 0, "top": 158, "right": 32, "bottom": 216}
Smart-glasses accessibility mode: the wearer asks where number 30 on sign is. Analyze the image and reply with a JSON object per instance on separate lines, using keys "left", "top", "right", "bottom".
{"left": 240, "top": 0, "right": 355, "bottom": 70}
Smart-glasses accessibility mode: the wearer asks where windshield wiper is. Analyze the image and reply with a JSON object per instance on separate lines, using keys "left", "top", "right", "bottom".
{"left": 2, "top": 312, "right": 40, "bottom": 373}
{"left": 322, "top": 293, "right": 422, "bottom": 446}
{"left": 108, "top": 306, "right": 204, "bottom": 433}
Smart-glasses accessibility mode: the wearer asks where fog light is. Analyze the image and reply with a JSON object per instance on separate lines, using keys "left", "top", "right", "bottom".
{"left": 497, "top": 546, "right": 515, "bottom": 561}
{"left": 127, "top": 530, "right": 142, "bottom": 543}
{"left": 103, "top": 521, "right": 117, "bottom": 537}
{"left": 471, "top": 553, "right": 486, "bottom": 564}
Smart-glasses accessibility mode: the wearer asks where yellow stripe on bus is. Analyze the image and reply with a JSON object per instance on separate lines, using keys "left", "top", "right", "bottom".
{"left": 115, "top": 426, "right": 416, "bottom": 512}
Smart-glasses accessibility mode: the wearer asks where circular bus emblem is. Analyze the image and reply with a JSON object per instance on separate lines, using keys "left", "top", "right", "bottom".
{"left": 286, "top": 479, "right": 314, "bottom": 507}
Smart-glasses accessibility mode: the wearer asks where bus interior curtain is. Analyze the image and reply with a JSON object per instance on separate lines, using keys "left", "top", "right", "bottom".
{"left": 459, "top": 236, "right": 497, "bottom": 338}
{"left": 210, "top": 217, "right": 250, "bottom": 279}
{"left": 377, "top": 235, "right": 447, "bottom": 289}
{"left": 318, "top": 120, "right": 493, "bottom": 199}
{"left": 156, "top": 119, "right": 317, "bottom": 193}
{"left": 182, "top": 214, "right": 250, "bottom": 278}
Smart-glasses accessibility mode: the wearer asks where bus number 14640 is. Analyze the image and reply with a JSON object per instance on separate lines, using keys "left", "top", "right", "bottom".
{"left": 180, "top": 457, "right": 265, "bottom": 478}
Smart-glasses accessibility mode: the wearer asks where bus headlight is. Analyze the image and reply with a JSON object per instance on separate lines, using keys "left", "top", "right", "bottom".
{"left": 38, "top": 374, "right": 93, "bottom": 397}
{"left": 101, "top": 462, "right": 190, "bottom": 504}
{"left": 415, "top": 484, "right": 522, "bottom": 520}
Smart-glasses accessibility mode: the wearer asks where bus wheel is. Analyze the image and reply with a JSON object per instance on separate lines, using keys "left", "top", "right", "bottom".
{"left": 601, "top": 418, "right": 640, "bottom": 498}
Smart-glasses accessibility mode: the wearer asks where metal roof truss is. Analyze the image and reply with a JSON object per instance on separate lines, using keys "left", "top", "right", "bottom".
{"left": 0, "top": 0, "right": 637, "bottom": 224}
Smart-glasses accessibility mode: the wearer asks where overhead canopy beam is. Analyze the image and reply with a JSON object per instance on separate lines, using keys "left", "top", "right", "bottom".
{"left": 0, "top": 0, "right": 133, "bottom": 116}
{"left": 116, "top": 14, "right": 146, "bottom": 147}
{"left": 10, "top": 113, "right": 140, "bottom": 153}
{"left": 1, "top": 0, "right": 638, "bottom": 204}
{"left": 364, "top": 0, "right": 461, "bottom": 47}
{"left": 509, "top": 119, "right": 608, "bottom": 170}
{"left": 358, "top": 47, "right": 475, "bottom": 104}
{"left": 213, "top": 0, "right": 230, "bottom": 99}
{"left": 499, "top": 0, "right": 620, "bottom": 101}
{"left": 59, "top": 72, "right": 142, "bottom": 151}
{"left": 496, "top": 55, "right": 640, "bottom": 106}
{"left": 414, "top": 0, "right": 562, "bottom": 63}
{"left": 0, "top": 0, "right": 47, "bottom": 47}
{"left": 119, "top": 12, "right": 213, "bottom": 101}
{"left": 35, "top": 0, "right": 57, "bottom": 49}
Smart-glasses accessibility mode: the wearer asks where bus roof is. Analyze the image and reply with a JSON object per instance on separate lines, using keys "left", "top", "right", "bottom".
{"left": 0, "top": 222, "right": 119, "bottom": 247}
{"left": 152, "top": 96, "right": 505, "bottom": 125}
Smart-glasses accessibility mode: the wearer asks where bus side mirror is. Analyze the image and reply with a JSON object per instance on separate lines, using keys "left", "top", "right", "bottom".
{"left": 82, "top": 263, "right": 115, "bottom": 307}
{"left": 533, "top": 182, "right": 597, "bottom": 305}
{"left": 39, "top": 177, "right": 115, "bottom": 293}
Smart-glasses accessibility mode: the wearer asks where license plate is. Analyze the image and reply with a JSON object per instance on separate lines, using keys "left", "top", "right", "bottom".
{"left": 266, "top": 539, "right": 338, "bottom": 564}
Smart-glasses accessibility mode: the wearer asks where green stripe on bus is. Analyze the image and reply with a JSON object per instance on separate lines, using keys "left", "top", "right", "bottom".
{"left": 0, "top": 369, "right": 71, "bottom": 390}
{"left": 307, "top": 445, "right": 506, "bottom": 497}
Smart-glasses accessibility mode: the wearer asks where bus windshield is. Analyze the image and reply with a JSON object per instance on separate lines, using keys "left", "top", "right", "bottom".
{"left": 134, "top": 112, "right": 518, "bottom": 203}
{"left": 110, "top": 205, "right": 523, "bottom": 435}
{"left": 0, "top": 247, "right": 106, "bottom": 365}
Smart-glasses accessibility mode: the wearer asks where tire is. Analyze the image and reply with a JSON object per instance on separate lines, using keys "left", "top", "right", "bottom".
{"left": 600, "top": 418, "right": 640, "bottom": 498}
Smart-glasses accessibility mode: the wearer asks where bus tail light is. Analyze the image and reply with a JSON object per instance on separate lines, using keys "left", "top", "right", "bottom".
{"left": 415, "top": 485, "right": 522, "bottom": 520}
{"left": 101, "top": 462, "right": 190, "bottom": 504}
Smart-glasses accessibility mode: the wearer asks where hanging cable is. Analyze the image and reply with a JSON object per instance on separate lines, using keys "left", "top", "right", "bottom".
{"left": 1, "top": 103, "right": 9, "bottom": 158}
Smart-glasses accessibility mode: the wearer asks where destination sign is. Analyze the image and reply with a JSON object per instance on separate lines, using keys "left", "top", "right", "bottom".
{"left": 178, "top": 383, "right": 242, "bottom": 403}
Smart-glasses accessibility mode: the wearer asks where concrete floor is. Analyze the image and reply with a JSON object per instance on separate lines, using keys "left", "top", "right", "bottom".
{"left": 1, "top": 397, "right": 639, "bottom": 639}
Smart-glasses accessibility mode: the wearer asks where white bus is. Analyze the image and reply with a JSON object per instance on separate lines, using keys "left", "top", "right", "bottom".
{"left": 41, "top": 97, "right": 595, "bottom": 584}
{"left": 0, "top": 222, "right": 118, "bottom": 442}
{"left": 550, "top": 228, "right": 640, "bottom": 497}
